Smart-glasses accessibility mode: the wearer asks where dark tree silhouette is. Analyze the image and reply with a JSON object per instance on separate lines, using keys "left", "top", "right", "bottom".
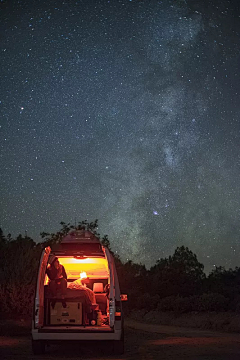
{"left": 150, "top": 246, "right": 205, "bottom": 298}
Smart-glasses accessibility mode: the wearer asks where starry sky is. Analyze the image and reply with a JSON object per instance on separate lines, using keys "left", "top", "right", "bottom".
{"left": 1, "top": 0, "right": 240, "bottom": 273}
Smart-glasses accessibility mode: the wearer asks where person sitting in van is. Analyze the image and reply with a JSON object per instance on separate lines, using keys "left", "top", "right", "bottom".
{"left": 68, "top": 272, "right": 96, "bottom": 304}
{"left": 47, "top": 256, "right": 67, "bottom": 305}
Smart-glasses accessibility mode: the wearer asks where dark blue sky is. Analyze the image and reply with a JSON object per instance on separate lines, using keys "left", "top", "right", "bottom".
{"left": 1, "top": 0, "right": 240, "bottom": 272}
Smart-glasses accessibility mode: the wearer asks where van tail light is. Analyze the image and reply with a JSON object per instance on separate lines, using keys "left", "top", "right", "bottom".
{"left": 115, "top": 300, "right": 121, "bottom": 320}
{"left": 121, "top": 294, "right": 128, "bottom": 301}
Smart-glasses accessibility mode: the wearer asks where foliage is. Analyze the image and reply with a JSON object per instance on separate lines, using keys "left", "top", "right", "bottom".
{"left": 157, "top": 295, "right": 196, "bottom": 313}
{"left": 136, "top": 293, "right": 160, "bottom": 311}
{"left": 0, "top": 230, "right": 42, "bottom": 315}
{"left": 149, "top": 246, "right": 206, "bottom": 298}
{"left": 195, "top": 293, "right": 229, "bottom": 312}
{"left": 205, "top": 266, "right": 240, "bottom": 299}
{"left": 154, "top": 293, "right": 229, "bottom": 314}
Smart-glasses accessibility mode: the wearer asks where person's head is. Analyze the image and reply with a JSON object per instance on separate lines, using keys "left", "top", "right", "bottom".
{"left": 53, "top": 258, "right": 60, "bottom": 269}
{"left": 49, "top": 256, "right": 60, "bottom": 269}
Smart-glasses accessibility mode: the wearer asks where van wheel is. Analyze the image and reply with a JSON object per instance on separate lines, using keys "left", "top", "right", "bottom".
{"left": 32, "top": 339, "right": 45, "bottom": 355}
{"left": 113, "top": 339, "right": 124, "bottom": 355}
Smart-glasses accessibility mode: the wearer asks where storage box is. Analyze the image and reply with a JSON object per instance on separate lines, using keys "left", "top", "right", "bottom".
{"left": 50, "top": 302, "right": 82, "bottom": 325}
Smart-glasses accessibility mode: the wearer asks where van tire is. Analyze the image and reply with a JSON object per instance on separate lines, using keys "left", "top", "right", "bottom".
{"left": 113, "top": 339, "right": 124, "bottom": 355}
{"left": 32, "top": 339, "right": 45, "bottom": 355}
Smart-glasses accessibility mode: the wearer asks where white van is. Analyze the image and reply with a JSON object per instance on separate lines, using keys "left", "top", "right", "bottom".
{"left": 32, "top": 230, "right": 127, "bottom": 355}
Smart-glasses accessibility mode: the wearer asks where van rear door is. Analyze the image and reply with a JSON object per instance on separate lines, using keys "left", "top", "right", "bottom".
{"left": 34, "top": 246, "right": 51, "bottom": 328}
{"left": 105, "top": 248, "right": 115, "bottom": 327}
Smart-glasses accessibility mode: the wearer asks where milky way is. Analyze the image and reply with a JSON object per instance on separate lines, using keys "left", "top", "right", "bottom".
{"left": 1, "top": 0, "right": 240, "bottom": 272}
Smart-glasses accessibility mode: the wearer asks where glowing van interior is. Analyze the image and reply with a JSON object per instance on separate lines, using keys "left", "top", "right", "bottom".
{"left": 44, "top": 256, "right": 109, "bottom": 285}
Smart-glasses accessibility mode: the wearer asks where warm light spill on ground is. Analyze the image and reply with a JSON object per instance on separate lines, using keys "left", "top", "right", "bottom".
{"left": 0, "top": 336, "right": 23, "bottom": 347}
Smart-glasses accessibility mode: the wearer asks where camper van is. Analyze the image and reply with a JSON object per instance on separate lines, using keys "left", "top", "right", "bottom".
{"left": 32, "top": 230, "right": 127, "bottom": 355}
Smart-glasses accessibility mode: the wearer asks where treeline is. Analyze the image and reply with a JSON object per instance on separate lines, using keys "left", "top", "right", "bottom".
{"left": 116, "top": 249, "right": 240, "bottom": 315}
{"left": 0, "top": 221, "right": 240, "bottom": 316}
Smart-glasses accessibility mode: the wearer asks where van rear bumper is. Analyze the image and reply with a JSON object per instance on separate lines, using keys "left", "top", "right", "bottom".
{"left": 32, "top": 327, "right": 121, "bottom": 341}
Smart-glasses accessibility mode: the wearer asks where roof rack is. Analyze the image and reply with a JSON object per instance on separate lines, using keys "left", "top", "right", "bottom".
{"left": 61, "top": 230, "right": 101, "bottom": 244}
{"left": 51, "top": 230, "right": 104, "bottom": 256}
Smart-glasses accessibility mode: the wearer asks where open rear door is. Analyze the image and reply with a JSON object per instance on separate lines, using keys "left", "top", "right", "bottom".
{"left": 34, "top": 246, "right": 51, "bottom": 328}
{"left": 105, "top": 248, "right": 115, "bottom": 328}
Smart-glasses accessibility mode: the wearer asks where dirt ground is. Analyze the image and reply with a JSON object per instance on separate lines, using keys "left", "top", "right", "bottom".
{"left": 0, "top": 318, "right": 240, "bottom": 360}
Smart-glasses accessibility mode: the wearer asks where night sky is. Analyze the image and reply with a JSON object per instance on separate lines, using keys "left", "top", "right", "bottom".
{"left": 1, "top": 0, "right": 240, "bottom": 272}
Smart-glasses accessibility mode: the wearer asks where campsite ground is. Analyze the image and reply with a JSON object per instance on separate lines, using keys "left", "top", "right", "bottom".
{"left": 0, "top": 317, "right": 240, "bottom": 360}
